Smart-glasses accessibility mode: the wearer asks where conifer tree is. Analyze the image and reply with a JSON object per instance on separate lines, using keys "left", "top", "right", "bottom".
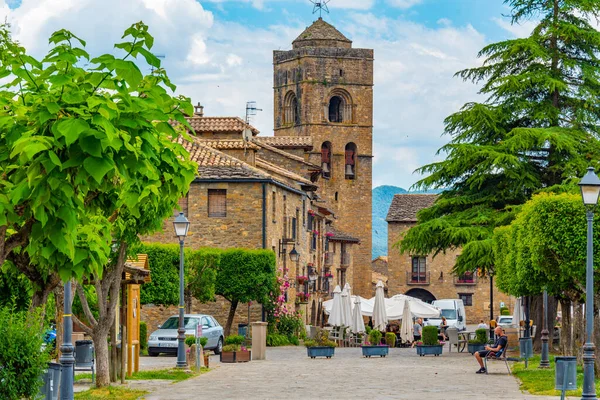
{"left": 397, "top": 0, "right": 600, "bottom": 273}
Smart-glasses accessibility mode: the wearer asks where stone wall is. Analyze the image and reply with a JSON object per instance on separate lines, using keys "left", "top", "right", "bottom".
{"left": 387, "top": 221, "right": 513, "bottom": 324}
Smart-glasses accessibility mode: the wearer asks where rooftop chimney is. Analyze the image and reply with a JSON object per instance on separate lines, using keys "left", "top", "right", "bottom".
{"left": 194, "top": 102, "right": 204, "bottom": 117}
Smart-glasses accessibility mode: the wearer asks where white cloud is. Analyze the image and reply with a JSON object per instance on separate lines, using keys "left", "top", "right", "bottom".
{"left": 492, "top": 16, "right": 536, "bottom": 38}
{"left": 387, "top": 0, "right": 423, "bottom": 9}
{"left": 203, "top": 0, "right": 374, "bottom": 10}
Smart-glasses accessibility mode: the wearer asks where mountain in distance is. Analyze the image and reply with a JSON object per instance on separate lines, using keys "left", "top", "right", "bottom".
{"left": 372, "top": 185, "right": 442, "bottom": 260}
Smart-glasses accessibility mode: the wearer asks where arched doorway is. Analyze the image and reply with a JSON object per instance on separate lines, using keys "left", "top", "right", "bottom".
{"left": 405, "top": 288, "right": 436, "bottom": 304}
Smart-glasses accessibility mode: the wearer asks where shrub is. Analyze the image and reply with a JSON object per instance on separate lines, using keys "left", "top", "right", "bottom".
{"left": 185, "top": 335, "right": 196, "bottom": 347}
{"left": 200, "top": 337, "right": 208, "bottom": 348}
{"left": 385, "top": 332, "right": 396, "bottom": 347}
{"left": 365, "top": 326, "right": 372, "bottom": 334}
{"left": 422, "top": 326, "right": 439, "bottom": 346}
{"left": 368, "top": 330, "right": 382, "bottom": 345}
{"left": 0, "top": 307, "right": 50, "bottom": 400}
{"left": 288, "top": 336, "right": 300, "bottom": 346}
{"left": 276, "top": 314, "right": 303, "bottom": 339}
{"left": 304, "top": 329, "right": 337, "bottom": 348}
{"left": 140, "top": 321, "right": 148, "bottom": 351}
{"left": 222, "top": 344, "right": 239, "bottom": 352}
{"left": 501, "top": 309, "right": 510, "bottom": 315}
{"left": 468, "top": 328, "right": 488, "bottom": 345}
{"left": 225, "top": 335, "right": 245, "bottom": 346}
{"left": 266, "top": 333, "right": 289, "bottom": 347}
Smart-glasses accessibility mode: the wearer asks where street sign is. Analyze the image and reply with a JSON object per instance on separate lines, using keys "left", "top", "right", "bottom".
{"left": 196, "top": 324, "right": 202, "bottom": 338}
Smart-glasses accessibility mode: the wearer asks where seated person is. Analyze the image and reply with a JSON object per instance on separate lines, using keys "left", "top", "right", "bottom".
{"left": 474, "top": 326, "right": 507, "bottom": 374}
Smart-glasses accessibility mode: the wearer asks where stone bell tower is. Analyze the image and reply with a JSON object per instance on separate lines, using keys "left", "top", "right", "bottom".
{"left": 273, "top": 18, "right": 374, "bottom": 297}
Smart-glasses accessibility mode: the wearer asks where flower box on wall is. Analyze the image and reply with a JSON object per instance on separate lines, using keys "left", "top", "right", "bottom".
{"left": 220, "top": 350, "right": 252, "bottom": 363}
{"left": 306, "top": 346, "right": 335, "bottom": 359}
{"left": 416, "top": 344, "right": 443, "bottom": 356}
{"left": 361, "top": 345, "right": 389, "bottom": 358}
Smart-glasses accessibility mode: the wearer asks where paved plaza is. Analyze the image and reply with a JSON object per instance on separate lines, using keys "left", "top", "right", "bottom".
{"left": 144, "top": 347, "right": 558, "bottom": 400}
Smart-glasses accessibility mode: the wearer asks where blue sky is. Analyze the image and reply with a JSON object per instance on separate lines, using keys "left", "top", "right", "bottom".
{"left": 1, "top": 0, "right": 533, "bottom": 189}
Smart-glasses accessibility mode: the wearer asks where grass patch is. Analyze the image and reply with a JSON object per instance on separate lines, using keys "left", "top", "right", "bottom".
{"left": 128, "top": 367, "right": 209, "bottom": 382}
{"left": 74, "top": 386, "right": 148, "bottom": 400}
{"left": 75, "top": 373, "right": 93, "bottom": 382}
{"left": 512, "top": 355, "right": 600, "bottom": 397}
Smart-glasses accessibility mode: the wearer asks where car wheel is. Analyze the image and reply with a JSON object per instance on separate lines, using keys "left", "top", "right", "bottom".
{"left": 149, "top": 351, "right": 159, "bottom": 357}
{"left": 214, "top": 337, "right": 223, "bottom": 354}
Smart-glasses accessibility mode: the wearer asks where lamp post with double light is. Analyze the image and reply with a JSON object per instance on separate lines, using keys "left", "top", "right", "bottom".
{"left": 579, "top": 167, "right": 600, "bottom": 400}
{"left": 173, "top": 212, "right": 190, "bottom": 369}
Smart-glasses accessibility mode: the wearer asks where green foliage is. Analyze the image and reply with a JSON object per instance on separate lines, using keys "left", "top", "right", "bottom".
{"left": 304, "top": 329, "right": 336, "bottom": 348}
{"left": 501, "top": 309, "right": 510, "bottom": 316}
{"left": 275, "top": 314, "right": 304, "bottom": 341}
{"left": 396, "top": 0, "right": 600, "bottom": 274}
{"left": 365, "top": 325, "right": 372, "bottom": 335}
{"left": 199, "top": 337, "right": 208, "bottom": 348}
{"left": 469, "top": 328, "right": 488, "bottom": 345}
{"left": 368, "top": 329, "right": 382, "bottom": 345}
{"left": 224, "top": 335, "right": 245, "bottom": 346}
{"left": 185, "top": 335, "right": 196, "bottom": 348}
{"left": 186, "top": 248, "right": 220, "bottom": 303}
{"left": 422, "top": 326, "right": 439, "bottom": 346}
{"left": 222, "top": 344, "right": 240, "bottom": 352}
{"left": 139, "top": 321, "right": 148, "bottom": 351}
{"left": 266, "top": 333, "right": 290, "bottom": 347}
{"left": 0, "top": 264, "right": 31, "bottom": 310}
{"left": 385, "top": 332, "right": 396, "bottom": 347}
{"left": 0, "top": 22, "right": 197, "bottom": 281}
{"left": 288, "top": 335, "right": 300, "bottom": 346}
{"left": 0, "top": 307, "right": 49, "bottom": 400}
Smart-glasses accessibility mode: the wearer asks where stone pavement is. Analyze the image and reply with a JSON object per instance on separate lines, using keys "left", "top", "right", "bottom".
{"left": 144, "top": 346, "right": 559, "bottom": 400}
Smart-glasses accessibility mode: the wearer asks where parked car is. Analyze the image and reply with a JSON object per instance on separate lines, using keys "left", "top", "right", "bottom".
{"left": 497, "top": 315, "right": 513, "bottom": 327}
{"left": 148, "top": 314, "right": 223, "bottom": 357}
{"left": 425, "top": 299, "right": 467, "bottom": 331}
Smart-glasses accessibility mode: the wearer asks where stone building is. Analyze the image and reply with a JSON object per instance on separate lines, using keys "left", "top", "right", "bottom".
{"left": 386, "top": 194, "right": 513, "bottom": 324}
{"left": 271, "top": 18, "right": 374, "bottom": 297}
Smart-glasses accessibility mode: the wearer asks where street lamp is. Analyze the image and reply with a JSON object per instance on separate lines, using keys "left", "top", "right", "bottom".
{"left": 539, "top": 288, "right": 550, "bottom": 368}
{"left": 289, "top": 246, "right": 300, "bottom": 263}
{"left": 173, "top": 212, "right": 190, "bottom": 369}
{"left": 59, "top": 280, "right": 75, "bottom": 400}
{"left": 579, "top": 167, "right": 600, "bottom": 400}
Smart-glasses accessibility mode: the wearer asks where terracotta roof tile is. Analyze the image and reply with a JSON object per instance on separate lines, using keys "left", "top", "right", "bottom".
{"left": 186, "top": 116, "right": 259, "bottom": 135}
{"left": 386, "top": 194, "right": 438, "bottom": 223}
{"left": 327, "top": 227, "right": 360, "bottom": 243}
{"left": 254, "top": 136, "right": 313, "bottom": 149}
{"left": 200, "top": 139, "right": 260, "bottom": 151}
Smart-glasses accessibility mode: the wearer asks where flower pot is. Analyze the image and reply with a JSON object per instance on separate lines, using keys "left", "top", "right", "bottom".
{"left": 416, "top": 344, "right": 443, "bottom": 356}
{"left": 220, "top": 350, "right": 252, "bottom": 363}
{"left": 467, "top": 343, "right": 486, "bottom": 355}
{"left": 361, "top": 345, "right": 389, "bottom": 358}
{"left": 306, "top": 346, "right": 335, "bottom": 359}
{"left": 204, "top": 353, "right": 210, "bottom": 368}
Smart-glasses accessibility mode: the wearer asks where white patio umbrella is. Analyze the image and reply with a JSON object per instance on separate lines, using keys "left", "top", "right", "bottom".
{"left": 328, "top": 285, "right": 343, "bottom": 327}
{"left": 387, "top": 294, "right": 441, "bottom": 319}
{"left": 343, "top": 283, "right": 353, "bottom": 324}
{"left": 351, "top": 295, "right": 366, "bottom": 333}
{"left": 340, "top": 286, "right": 352, "bottom": 327}
{"left": 372, "top": 280, "right": 388, "bottom": 331}
{"left": 399, "top": 299, "right": 414, "bottom": 343}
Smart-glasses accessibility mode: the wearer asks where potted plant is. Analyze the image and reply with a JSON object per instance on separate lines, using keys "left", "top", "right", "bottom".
{"left": 385, "top": 332, "right": 396, "bottom": 348}
{"left": 220, "top": 335, "right": 251, "bottom": 363}
{"left": 185, "top": 336, "right": 210, "bottom": 367}
{"left": 361, "top": 330, "right": 389, "bottom": 358}
{"left": 297, "top": 292, "right": 310, "bottom": 303}
{"left": 467, "top": 328, "right": 488, "bottom": 355}
{"left": 416, "top": 326, "right": 443, "bottom": 356}
{"left": 297, "top": 275, "right": 308, "bottom": 285}
{"left": 305, "top": 329, "right": 337, "bottom": 359}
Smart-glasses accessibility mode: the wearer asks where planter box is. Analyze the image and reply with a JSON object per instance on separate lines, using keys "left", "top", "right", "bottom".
{"left": 467, "top": 343, "right": 486, "bottom": 355}
{"left": 361, "top": 345, "right": 389, "bottom": 358}
{"left": 204, "top": 353, "right": 210, "bottom": 368}
{"left": 307, "top": 346, "right": 335, "bottom": 359}
{"left": 416, "top": 344, "right": 443, "bottom": 357}
{"left": 220, "top": 350, "right": 251, "bottom": 363}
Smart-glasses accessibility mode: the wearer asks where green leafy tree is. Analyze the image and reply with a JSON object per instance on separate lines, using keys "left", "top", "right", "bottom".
{"left": 216, "top": 249, "right": 276, "bottom": 336}
{"left": 397, "top": 0, "right": 600, "bottom": 274}
{"left": 0, "top": 22, "right": 197, "bottom": 387}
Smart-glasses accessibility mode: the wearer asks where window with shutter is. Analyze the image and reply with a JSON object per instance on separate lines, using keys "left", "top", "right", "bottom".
{"left": 208, "top": 189, "right": 226, "bottom": 217}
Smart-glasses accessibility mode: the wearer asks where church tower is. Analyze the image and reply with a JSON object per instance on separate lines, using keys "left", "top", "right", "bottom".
{"left": 273, "top": 18, "right": 373, "bottom": 297}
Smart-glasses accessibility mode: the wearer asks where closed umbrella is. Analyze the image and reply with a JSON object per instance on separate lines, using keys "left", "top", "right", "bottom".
{"left": 344, "top": 283, "right": 353, "bottom": 325}
{"left": 351, "top": 295, "right": 366, "bottom": 333}
{"left": 328, "top": 285, "right": 343, "bottom": 327}
{"left": 513, "top": 297, "right": 523, "bottom": 326}
{"left": 340, "top": 287, "right": 352, "bottom": 327}
{"left": 372, "top": 280, "right": 388, "bottom": 331}
{"left": 400, "top": 299, "right": 414, "bottom": 344}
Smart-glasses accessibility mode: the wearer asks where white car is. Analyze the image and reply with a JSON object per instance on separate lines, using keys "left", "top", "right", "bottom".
{"left": 497, "top": 315, "right": 513, "bottom": 327}
{"left": 148, "top": 314, "right": 224, "bottom": 357}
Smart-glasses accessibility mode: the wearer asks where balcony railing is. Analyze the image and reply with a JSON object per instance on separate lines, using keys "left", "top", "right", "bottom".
{"left": 340, "top": 252, "right": 351, "bottom": 267}
{"left": 324, "top": 252, "right": 333, "bottom": 266}
{"left": 454, "top": 273, "right": 477, "bottom": 285}
{"left": 407, "top": 271, "right": 430, "bottom": 285}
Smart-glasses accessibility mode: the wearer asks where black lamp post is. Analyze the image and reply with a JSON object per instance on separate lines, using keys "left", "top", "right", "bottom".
{"left": 173, "top": 212, "right": 190, "bottom": 369}
{"left": 579, "top": 167, "right": 600, "bottom": 400}
{"left": 59, "top": 280, "right": 75, "bottom": 399}
{"left": 539, "top": 289, "right": 550, "bottom": 368}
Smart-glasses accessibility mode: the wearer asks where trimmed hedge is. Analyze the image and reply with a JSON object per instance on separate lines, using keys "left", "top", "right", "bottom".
{"left": 137, "top": 244, "right": 181, "bottom": 305}
{"left": 422, "top": 325, "right": 439, "bottom": 345}
{"left": 140, "top": 321, "right": 148, "bottom": 351}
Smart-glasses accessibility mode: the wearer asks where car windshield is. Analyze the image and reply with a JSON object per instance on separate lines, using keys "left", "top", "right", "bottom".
{"left": 499, "top": 317, "right": 512, "bottom": 323}
{"left": 161, "top": 317, "right": 200, "bottom": 330}
{"left": 440, "top": 309, "right": 457, "bottom": 320}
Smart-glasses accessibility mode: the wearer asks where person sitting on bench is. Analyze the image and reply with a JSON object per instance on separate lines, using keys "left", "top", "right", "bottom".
{"left": 474, "top": 326, "right": 507, "bottom": 374}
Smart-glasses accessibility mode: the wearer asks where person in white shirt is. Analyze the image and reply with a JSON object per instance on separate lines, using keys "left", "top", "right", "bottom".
{"left": 477, "top": 320, "right": 488, "bottom": 330}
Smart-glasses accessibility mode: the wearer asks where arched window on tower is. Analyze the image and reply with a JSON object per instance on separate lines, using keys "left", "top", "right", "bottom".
{"left": 327, "top": 89, "right": 353, "bottom": 124}
{"left": 345, "top": 142, "right": 357, "bottom": 179}
{"left": 284, "top": 91, "right": 300, "bottom": 125}
{"left": 321, "top": 142, "right": 332, "bottom": 179}
{"left": 329, "top": 96, "right": 343, "bottom": 123}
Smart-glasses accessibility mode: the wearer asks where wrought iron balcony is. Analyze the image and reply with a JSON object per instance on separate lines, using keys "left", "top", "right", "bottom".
{"left": 454, "top": 273, "right": 477, "bottom": 285}
{"left": 407, "top": 271, "right": 430, "bottom": 285}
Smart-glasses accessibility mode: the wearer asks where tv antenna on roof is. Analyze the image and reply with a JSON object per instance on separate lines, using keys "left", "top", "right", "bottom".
{"left": 243, "top": 101, "right": 262, "bottom": 142}
{"left": 309, "top": 0, "right": 330, "bottom": 18}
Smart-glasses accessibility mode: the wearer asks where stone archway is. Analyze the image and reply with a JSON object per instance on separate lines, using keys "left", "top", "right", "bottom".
{"left": 405, "top": 288, "right": 436, "bottom": 304}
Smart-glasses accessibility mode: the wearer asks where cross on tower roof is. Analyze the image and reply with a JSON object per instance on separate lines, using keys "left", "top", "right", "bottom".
{"left": 309, "top": 0, "right": 330, "bottom": 18}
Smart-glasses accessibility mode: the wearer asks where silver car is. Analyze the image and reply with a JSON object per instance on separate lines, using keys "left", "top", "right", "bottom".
{"left": 148, "top": 314, "right": 224, "bottom": 357}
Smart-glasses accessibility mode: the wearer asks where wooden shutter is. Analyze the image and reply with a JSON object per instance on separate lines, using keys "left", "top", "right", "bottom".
{"left": 208, "top": 189, "right": 227, "bottom": 217}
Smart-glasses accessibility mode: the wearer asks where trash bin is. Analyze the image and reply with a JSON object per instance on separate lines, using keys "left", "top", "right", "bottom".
{"left": 238, "top": 324, "right": 248, "bottom": 338}
{"left": 39, "top": 362, "right": 62, "bottom": 400}
{"left": 75, "top": 340, "right": 94, "bottom": 364}
{"left": 555, "top": 356, "right": 577, "bottom": 391}
{"left": 519, "top": 337, "right": 533, "bottom": 359}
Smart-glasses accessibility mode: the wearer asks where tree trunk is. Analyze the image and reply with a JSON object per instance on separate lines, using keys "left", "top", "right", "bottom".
{"left": 92, "top": 327, "right": 111, "bottom": 387}
{"left": 224, "top": 299, "right": 239, "bottom": 337}
{"left": 54, "top": 284, "right": 64, "bottom": 361}
{"left": 560, "top": 298, "right": 572, "bottom": 355}
{"left": 573, "top": 301, "right": 584, "bottom": 363}
{"left": 531, "top": 294, "right": 557, "bottom": 352}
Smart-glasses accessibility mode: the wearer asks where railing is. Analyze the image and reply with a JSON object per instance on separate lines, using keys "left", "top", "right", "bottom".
{"left": 324, "top": 252, "right": 333, "bottom": 266}
{"left": 340, "top": 252, "right": 351, "bottom": 267}
{"left": 454, "top": 273, "right": 477, "bottom": 285}
{"left": 406, "top": 271, "right": 430, "bottom": 285}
